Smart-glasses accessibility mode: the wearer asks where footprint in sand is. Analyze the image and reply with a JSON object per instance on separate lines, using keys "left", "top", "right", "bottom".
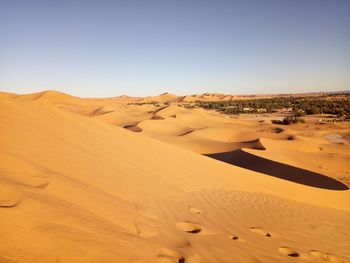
{"left": 279, "top": 247, "right": 314, "bottom": 261}
{"left": 227, "top": 235, "right": 245, "bottom": 242}
{"left": 310, "top": 250, "right": 348, "bottom": 263}
{"left": 157, "top": 248, "right": 201, "bottom": 263}
{"left": 175, "top": 221, "right": 215, "bottom": 235}
{"left": 278, "top": 247, "right": 300, "bottom": 257}
{"left": 176, "top": 222, "right": 202, "bottom": 234}
{"left": 185, "top": 206, "right": 202, "bottom": 215}
{"left": 157, "top": 248, "right": 185, "bottom": 263}
{"left": 249, "top": 227, "right": 272, "bottom": 237}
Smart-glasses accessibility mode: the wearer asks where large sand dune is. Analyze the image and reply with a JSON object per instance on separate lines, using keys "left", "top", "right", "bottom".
{"left": 1, "top": 91, "right": 350, "bottom": 263}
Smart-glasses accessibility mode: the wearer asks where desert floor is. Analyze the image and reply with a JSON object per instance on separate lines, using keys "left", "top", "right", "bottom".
{"left": 1, "top": 90, "right": 350, "bottom": 263}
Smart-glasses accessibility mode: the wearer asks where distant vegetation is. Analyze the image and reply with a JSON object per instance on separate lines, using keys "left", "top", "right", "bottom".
{"left": 186, "top": 95, "right": 350, "bottom": 120}
{"left": 127, "top": 101, "right": 161, "bottom": 107}
{"left": 272, "top": 117, "right": 306, "bottom": 125}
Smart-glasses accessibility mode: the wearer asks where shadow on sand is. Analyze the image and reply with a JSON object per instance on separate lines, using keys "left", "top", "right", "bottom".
{"left": 123, "top": 124, "right": 142, "bottom": 132}
{"left": 205, "top": 149, "right": 348, "bottom": 190}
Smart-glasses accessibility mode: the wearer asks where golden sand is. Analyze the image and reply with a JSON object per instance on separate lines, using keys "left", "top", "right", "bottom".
{"left": 0, "top": 90, "right": 349, "bottom": 262}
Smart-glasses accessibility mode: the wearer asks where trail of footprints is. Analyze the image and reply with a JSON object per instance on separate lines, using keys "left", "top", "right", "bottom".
{"left": 157, "top": 206, "right": 349, "bottom": 263}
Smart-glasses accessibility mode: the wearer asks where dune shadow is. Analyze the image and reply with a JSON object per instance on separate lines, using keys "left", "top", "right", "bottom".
{"left": 123, "top": 124, "right": 142, "bottom": 132}
{"left": 89, "top": 107, "right": 115, "bottom": 117}
{"left": 178, "top": 129, "right": 195, "bottom": 137}
{"left": 151, "top": 115, "right": 165, "bottom": 120}
{"left": 205, "top": 149, "right": 348, "bottom": 190}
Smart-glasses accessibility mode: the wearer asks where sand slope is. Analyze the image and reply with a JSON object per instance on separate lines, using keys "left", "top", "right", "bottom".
{"left": 1, "top": 91, "right": 350, "bottom": 263}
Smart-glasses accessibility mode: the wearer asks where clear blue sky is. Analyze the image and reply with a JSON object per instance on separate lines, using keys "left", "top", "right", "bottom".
{"left": 0, "top": 0, "right": 349, "bottom": 97}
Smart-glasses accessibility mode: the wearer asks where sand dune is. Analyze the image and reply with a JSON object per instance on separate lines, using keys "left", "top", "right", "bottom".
{"left": 1, "top": 91, "right": 350, "bottom": 263}
{"left": 121, "top": 104, "right": 350, "bottom": 187}
{"left": 140, "top": 92, "right": 183, "bottom": 103}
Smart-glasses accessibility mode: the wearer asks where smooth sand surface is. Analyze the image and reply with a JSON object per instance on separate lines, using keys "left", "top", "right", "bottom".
{"left": 1, "top": 90, "right": 350, "bottom": 263}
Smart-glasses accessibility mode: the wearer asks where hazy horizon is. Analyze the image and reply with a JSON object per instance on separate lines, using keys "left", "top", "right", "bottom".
{"left": 1, "top": 0, "right": 349, "bottom": 97}
{"left": 3, "top": 88, "right": 350, "bottom": 99}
